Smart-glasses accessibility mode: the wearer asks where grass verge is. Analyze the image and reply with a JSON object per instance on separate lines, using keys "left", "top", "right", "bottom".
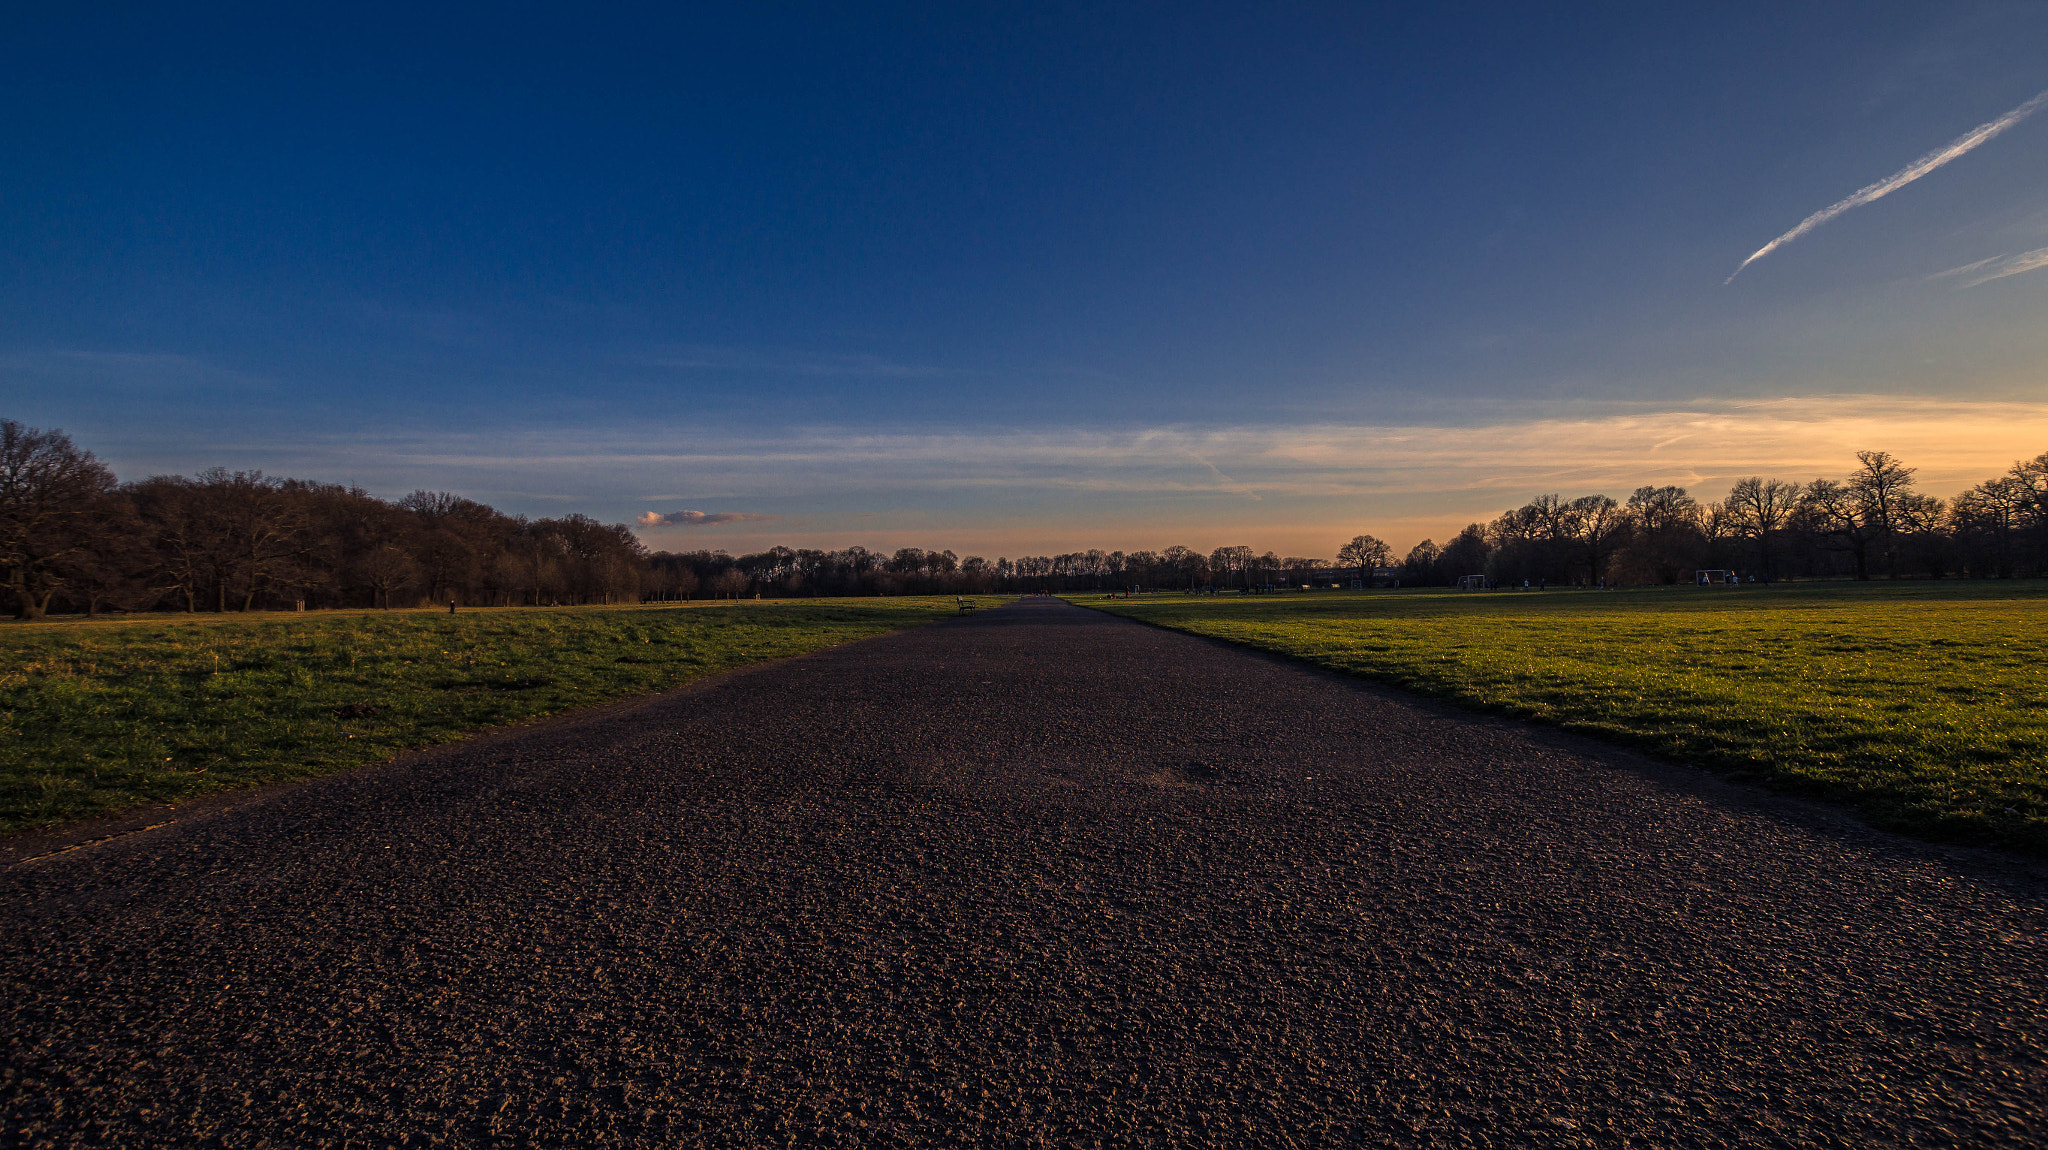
{"left": 1, "top": 597, "right": 987, "bottom": 832}
{"left": 1073, "top": 582, "right": 2048, "bottom": 854}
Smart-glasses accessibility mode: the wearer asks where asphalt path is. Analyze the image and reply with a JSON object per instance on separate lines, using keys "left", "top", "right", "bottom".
{"left": 3, "top": 597, "right": 2043, "bottom": 1148}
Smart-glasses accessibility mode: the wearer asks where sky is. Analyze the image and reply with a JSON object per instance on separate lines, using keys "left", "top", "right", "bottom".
{"left": 4, "top": 2, "right": 2047, "bottom": 559}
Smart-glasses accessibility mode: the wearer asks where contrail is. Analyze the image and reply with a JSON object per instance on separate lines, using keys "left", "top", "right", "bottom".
{"left": 1934, "top": 244, "right": 2048, "bottom": 289}
{"left": 1728, "top": 88, "right": 2048, "bottom": 283}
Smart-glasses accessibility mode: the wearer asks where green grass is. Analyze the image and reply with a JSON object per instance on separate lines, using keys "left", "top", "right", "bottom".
{"left": 1075, "top": 583, "right": 2048, "bottom": 854}
{"left": 1, "top": 597, "right": 988, "bottom": 833}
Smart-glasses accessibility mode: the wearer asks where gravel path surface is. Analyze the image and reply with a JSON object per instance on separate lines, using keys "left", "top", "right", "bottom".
{"left": 3, "top": 597, "right": 2043, "bottom": 1148}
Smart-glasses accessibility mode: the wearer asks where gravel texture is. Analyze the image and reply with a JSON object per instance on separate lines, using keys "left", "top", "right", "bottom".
{"left": 3, "top": 597, "right": 2043, "bottom": 1148}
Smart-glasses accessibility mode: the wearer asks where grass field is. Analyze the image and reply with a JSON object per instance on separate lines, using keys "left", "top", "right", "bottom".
{"left": 0, "top": 598, "right": 984, "bottom": 833}
{"left": 1076, "top": 582, "right": 2048, "bottom": 854}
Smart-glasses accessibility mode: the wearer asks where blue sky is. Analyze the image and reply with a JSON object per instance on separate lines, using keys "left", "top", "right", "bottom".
{"left": 5, "top": 3, "right": 2048, "bottom": 557}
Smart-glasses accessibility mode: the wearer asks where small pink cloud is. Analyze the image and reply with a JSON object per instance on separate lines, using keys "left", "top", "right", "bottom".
{"left": 636, "top": 509, "right": 780, "bottom": 527}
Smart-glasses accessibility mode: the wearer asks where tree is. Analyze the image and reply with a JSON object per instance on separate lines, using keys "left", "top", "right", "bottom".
{"left": 1400, "top": 540, "right": 1442, "bottom": 585}
{"left": 1724, "top": 477, "right": 1799, "bottom": 579}
{"left": 1997, "top": 452, "right": 2048, "bottom": 574}
{"left": 1797, "top": 453, "right": 1932, "bottom": 581}
{"left": 1801, "top": 477, "right": 1880, "bottom": 579}
{"left": 1281, "top": 555, "right": 1323, "bottom": 586}
{"left": 190, "top": 469, "right": 315, "bottom": 611}
{"left": 1337, "top": 534, "right": 1390, "bottom": 584}
{"left": 56, "top": 489, "right": 153, "bottom": 615}
{"left": 332, "top": 493, "right": 421, "bottom": 608}
{"left": 535, "top": 514, "right": 646, "bottom": 604}
{"left": 0, "top": 421, "right": 118, "bottom": 619}
{"left": 1892, "top": 491, "right": 1950, "bottom": 578}
{"left": 1951, "top": 478, "right": 2025, "bottom": 576}
{"left": 1438, "top": 524, "right": 1491, "bottom": 583}
{"left": 1623, "top": 485, "right": 1701, "bottom": 584}
{"left": 127, "top": 476, "right": 212, "bottom": 612}
{"left": 400, "top": 490, "right": 513, "bottom": 604}
{"left": 356, "top": 544, "right": 419, "bottom": 609}
{"left": 1847, "top": 450, "right": 1920, "bottom": 578}
{"left": 1208, "top": 545, "right": 1253, "bottom": 589}
{"left": 1487, "top": 501, "right": 1554, "bottom": 583}
{"left": 1565, "top": 494, "right": 1630, "bottom": 586}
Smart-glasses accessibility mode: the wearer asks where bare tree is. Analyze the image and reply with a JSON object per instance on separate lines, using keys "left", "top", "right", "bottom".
{"left": 669, "top": 565, "right": 702, "bottom": 600}
{"left": 1954, "top": 462, "right": 2042, "bottom": 578}
{"left": 1208, "top": 545, "right": 1253, "bottom": 589}
{"left": 1847, "top": 450, "right": 1920, "bottom": 577}
{"left": 0, "top": 421, "right": 119, "bottom": 619}
{"left": 356, "top": 545, "right": 419, "bottom": 609}
{"left": 2010, "top": 451, "right": 2048, "bottom": 533}
{"left": 1281, "top": 555, "right": 1323, "bottom": 585}
{"left": 190, "top": 469, "right": 314, "bottom": 611}
{"left": 1337, "top": 534, "right": 1390, "bottom": 584}
{"left": 1801, "top": 477, "right": 1880, "bottom": 579}
{"left": 1624, "top": 485, "right": 1701, "bottom": 584}
{"left": 1487, "top": 500, "right": 1554, "bottom": 583}
{"left": 1724, "top": 476, "right": 1800, "bottom": 579}
{"left": 1228, "top": 545, "right": 1255, "bottom": 587}
{"left": 400, "top": 491, "right": 507, "bottom": 603}
{"left": 333, "top": 495, "right": 420, "bottom": 608}
{"left": 1566, "top": 494, "right": 1630, "bottom": 586}
{"left": 64, "top": 493, "right": 157, "bottom": 615}
{"left": 1439, "top": 524, "right": 1491, "bottom": 582}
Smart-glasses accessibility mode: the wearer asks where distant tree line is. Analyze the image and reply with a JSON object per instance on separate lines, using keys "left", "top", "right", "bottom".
{"left": 2, "top": 419, "right": 2044, "bottom": 618}
{"left": 1394, "top": 449, "right": 2048, "bottom": 588}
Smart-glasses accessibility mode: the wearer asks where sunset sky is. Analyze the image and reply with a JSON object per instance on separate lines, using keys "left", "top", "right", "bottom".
{"left": 5, "top": 3, "right": 2047, "bottom": 559}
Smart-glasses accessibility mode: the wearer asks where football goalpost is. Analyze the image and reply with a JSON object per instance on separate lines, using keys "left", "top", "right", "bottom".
{"left": 1455, "top": 575, "right": 1487, "bottom": 591}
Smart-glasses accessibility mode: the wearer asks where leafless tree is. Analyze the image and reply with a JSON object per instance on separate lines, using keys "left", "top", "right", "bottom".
{"left": 1566, "top": 494, "right": 1630, "bottom": 585}
{"left": 1208, "top": 545, "right": 1253, "bottom": 589}
{"left": 1623, "top": 485, "right": 1701, "bottom": 584}
{"left": 1439, "top": 524, "right": 1491, "bottom": 582}
{"left": 1724, "top": 476, "right": 1800, "bottom": 579}
{"left": 1800, "top": 477, "right": 1880, "bottom": 579}
{"left": 1847, "top": 450, "right": 1923, "bottom": 578}
{"left": 1337, "top": 534, "right": 1390, "bottom": 584}
{"left": 189, "top": 469, "right": 316, "bottom": 611}
{"left": 0, "top": 421, "right": 118, "bottom": 618}
{"left": 1953, "top": 474, "right": 2032, "bottom": 577}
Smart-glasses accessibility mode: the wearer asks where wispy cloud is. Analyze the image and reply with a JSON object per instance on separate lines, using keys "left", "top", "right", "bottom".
{"left": 1932, "top": 244, "right": 2048, "bottom": 289}
{"left": 637, "top": 345, "right": 965, "bottom": 380}
{"left": 0, "top": 348, "right": 275, "bottom": 392}
{"left": 1728, "top": 88, "right": 2048, "bottom": 282}
{"left": 636, "top": 509, "right": 780, "bottom": 527}
{"left": 84, "top": 396, "right": 2048, "bottom": 553}
{"left": 330, "top": 396, "right": 2048, "bottom": 504}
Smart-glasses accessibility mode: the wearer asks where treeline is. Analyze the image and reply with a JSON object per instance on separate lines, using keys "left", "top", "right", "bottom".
{"left": 3, "top": 419, "right": 2045, "bottom": 618}
{"left": 1393, "top": 449, "right": 2048, "bottom": 588}
{"left": 2, "top": 419, "right": 656, "bottom": 619}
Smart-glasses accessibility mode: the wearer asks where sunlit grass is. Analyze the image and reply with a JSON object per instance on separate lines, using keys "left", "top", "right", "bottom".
{"left": 0, "top": 598, "right": 985, "bottom": 832}
{"left": 1076, "top": 582, "right": 2048, "bottom": 853}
